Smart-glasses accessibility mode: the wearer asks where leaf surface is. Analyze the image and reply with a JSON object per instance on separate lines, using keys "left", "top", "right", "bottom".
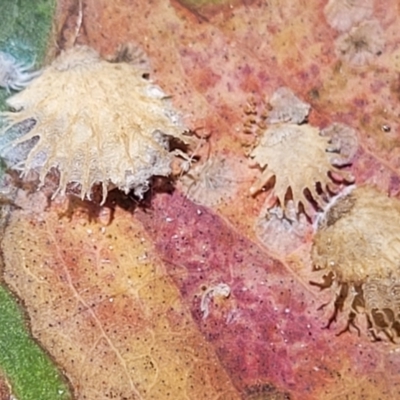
{"left": 3, "top": 0, "right": 400, "bottom": 398}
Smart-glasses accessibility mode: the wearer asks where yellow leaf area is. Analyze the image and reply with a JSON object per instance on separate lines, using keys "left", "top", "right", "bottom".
{"left": 2, "top": 192, "right": 239, "bottom": 399}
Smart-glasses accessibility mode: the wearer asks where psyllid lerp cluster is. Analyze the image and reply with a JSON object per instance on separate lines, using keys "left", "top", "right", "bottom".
{"left": 0, "top": 45, "right": 194, "bottom": 204}
{"left": 0, "top": 11, "right": 397, "bottom": 351}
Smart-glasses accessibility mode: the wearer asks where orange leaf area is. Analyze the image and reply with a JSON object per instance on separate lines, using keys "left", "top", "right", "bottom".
{"left": 2, "top": 191, "right": 239, "bottom": 399}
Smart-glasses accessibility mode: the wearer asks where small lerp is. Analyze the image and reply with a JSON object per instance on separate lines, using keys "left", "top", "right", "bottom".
{"left": 248, "top": 88, "right": 357, "bottom": 213}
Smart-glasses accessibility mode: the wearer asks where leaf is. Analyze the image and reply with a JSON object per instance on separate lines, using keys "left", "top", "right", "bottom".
{"left": 0, "top": 284, "right": 70, "bottom": 400}
{"left": 3, "top": 191, "right": 239, "bottom": 399}
{"left": 3, "top": 0, "right": 400, "bottom": 398}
